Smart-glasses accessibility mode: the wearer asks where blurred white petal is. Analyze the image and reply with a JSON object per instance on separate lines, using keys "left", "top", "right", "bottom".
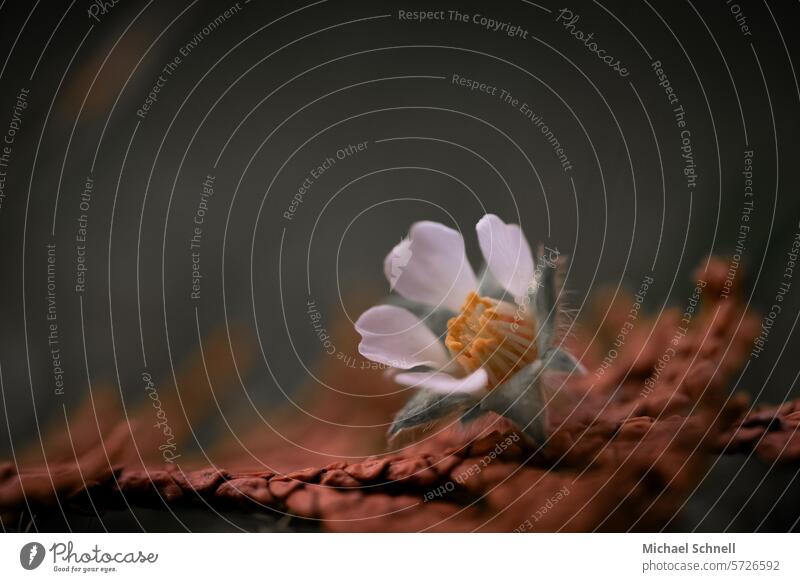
{"left": 355, "top": 305, "right": 448, "bottom": 369}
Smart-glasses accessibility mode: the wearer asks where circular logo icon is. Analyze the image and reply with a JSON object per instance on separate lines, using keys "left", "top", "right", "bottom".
{"left": 19, "top": 542, "right": 46, "bottom": 570}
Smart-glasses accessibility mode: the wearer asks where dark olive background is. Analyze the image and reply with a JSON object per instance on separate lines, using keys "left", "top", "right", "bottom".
{"left": 0, "top": 0, "right": 798, "bottom": 531}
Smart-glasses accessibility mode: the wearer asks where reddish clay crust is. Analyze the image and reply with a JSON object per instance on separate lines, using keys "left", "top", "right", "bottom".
{"left": 2, "top": 258, "right": 798, "bottom": 531}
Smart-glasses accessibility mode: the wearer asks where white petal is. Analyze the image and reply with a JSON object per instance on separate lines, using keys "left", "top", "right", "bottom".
{"left": 384, "top": 221, "right": 477, "bottom": 312}
{"left": 355, "top": 305, "right": 448, "bottom": 369}
{"left": 394, "top": 368, "right": 489, "bottom": 395}
{"left": 476, "top": 214, "right": 535, "bottom": 299}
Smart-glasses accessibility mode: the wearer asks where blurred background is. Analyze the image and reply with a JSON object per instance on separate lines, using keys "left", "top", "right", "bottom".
{"left": 0, "top": 0, "right": 798, "bottom": 531}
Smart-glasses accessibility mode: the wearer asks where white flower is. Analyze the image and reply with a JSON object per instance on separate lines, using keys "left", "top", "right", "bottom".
{"left": 355, "top": 214, "right": 539, "bottom": 395}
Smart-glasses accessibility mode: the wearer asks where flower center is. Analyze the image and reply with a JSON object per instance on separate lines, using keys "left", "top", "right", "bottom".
{"left": 445, "top": 292, "right": 538, "bottom": 388}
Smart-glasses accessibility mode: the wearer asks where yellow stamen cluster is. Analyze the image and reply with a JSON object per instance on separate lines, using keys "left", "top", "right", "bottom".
{"left": 445, "top": 292, "right": 538, "bottom": 389}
